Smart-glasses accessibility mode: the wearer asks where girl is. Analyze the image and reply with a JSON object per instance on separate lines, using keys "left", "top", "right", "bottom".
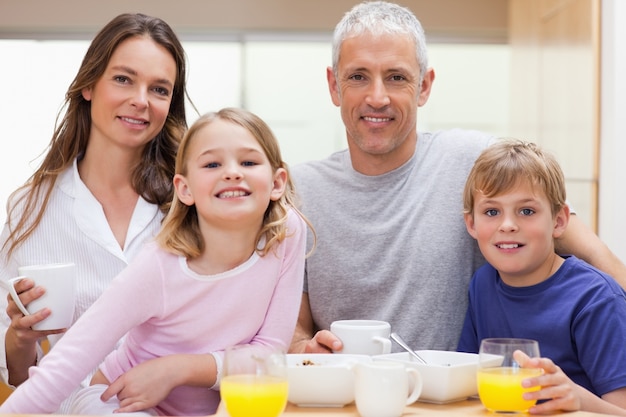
{"left": 0, "top": 108, "right": 311, "bottom": 416}
{"left": 0, "top": 13, "right": 189, "bottom": 412}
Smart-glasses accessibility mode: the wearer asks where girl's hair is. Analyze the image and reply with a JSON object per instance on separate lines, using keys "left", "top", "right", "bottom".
{"left": 332, "top": 1, "right": 428, "bottom": 84}
{"left": 157, "top": 108, "right": 315, "bottom": 258}
{"left": 3, "top": 13, "right": 189, "bottom": 259}
{"left": 463, "top": 138, "right": 567, "bottom": 217}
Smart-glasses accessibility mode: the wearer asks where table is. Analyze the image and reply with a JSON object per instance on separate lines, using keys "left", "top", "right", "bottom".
{"left": 0, "top": 399, "right": 618, "bottom": 417}
{"left": 211, "top": 397, "right": 620, "bottom": 417}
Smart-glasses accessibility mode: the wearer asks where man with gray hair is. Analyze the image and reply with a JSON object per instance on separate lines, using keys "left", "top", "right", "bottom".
{"left": 289, "top": 1, "right": 626, "bottom": 354}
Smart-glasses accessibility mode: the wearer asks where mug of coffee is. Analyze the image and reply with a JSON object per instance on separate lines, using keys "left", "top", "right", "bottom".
{"left": 2, "top": 263, "right": 76, "bottom": 331}
{"left": 330, "top": 319, "right": 392, "bottom": 355}
{"left": 354, "top": 360, "right": 422, "bottom": 417}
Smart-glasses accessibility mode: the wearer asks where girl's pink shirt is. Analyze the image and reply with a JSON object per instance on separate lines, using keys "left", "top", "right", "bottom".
{"left": 0, "top": 209, "right": 306, "bottom": 416}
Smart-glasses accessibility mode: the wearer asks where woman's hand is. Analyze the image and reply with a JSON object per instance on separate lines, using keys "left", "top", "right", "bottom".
{"left": 4, "top": 278, "right": 65, "bottom": 386}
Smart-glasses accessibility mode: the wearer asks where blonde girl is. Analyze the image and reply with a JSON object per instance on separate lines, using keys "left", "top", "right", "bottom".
{"left": 0, "top": 108, "right": 312, "bottom": 416}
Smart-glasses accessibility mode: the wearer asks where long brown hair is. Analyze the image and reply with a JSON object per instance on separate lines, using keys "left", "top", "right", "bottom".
{"left": 157, "top": 108, "right": 315, "bottom": 258}
{"left": 3, "top": 13, "right": 189, "bottom": 258}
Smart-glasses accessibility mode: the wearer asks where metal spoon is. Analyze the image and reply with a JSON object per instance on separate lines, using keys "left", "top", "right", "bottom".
{"left": 390, "top": 332, "right": 428, "bottom": 364}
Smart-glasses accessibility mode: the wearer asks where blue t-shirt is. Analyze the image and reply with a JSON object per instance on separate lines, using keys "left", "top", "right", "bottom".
{"left": 458, "top": 256, "right": 626, "bottom": 396}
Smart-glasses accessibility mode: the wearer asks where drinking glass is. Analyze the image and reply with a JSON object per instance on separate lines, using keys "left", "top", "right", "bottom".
{"left": 477, "top": 338, "right": 541, "bottom": 413}
{"left": 221, "top": 345, "right": 288, "bottom": 417}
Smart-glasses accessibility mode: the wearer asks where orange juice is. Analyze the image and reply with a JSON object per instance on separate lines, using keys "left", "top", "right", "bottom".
{"left": 221, "top": 374, "right": 288, "bottom": 417}
{"left": 477, "top": 367, "right": 542, "bottom": 413}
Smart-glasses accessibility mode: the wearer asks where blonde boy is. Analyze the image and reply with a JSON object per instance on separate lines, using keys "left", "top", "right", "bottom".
{"left": 458, "top": 139, "right": 626, "bottom": 415}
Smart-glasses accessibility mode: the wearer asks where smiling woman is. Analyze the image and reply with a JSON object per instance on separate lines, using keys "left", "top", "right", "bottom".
{"left": 0, "top": 13, "right": 190, "bottom": 412}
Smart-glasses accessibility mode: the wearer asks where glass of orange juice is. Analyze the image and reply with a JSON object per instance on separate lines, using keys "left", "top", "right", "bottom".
{"left": 221, "top": 345, "right": 288, "bottom": 417}
{"left": 477, "top": 338, "right": 542, "bottom": 413}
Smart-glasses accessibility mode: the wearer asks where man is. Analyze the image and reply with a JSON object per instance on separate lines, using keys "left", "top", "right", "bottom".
{"left": 289, "top": 1, "right": 626, "bottom": 354}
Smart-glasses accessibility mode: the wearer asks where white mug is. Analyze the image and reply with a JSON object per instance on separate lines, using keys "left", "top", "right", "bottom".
{"left": 3, "top": 263, "right": 76, "bottom": 331}
{"left": 330, "top": 319, "right": 392, "bottom": 355}
{"left": 354, "top": 361, "right": 422, "bottom": 417}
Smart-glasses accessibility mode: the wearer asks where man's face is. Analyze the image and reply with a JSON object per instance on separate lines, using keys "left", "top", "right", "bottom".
{"left": 327, "top": 32, "right": 433, "bottom": 173}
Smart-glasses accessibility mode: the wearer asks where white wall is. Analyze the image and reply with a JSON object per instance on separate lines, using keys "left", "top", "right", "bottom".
{"left": 420, "top": 44, "right": 510, "bottom": 136}
{"left": 599, "top": 0, "right": 626, "bottom": 262}
{"left": 0, "top": 40, "right": 88, "bottom": 219}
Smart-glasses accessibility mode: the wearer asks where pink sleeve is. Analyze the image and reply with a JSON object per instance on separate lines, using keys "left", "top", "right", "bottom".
{"left": 0, "top": 245, "right": 165, "bottom": 414}
{"left": 250, "top": 209, "right": 307, "bottom": 350}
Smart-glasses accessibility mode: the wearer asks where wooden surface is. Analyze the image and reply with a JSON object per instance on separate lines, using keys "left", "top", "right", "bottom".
{"left": 211, "top": 397, "right": 620, "bottom": 417}
{"left": 0, "top": 382, "right": 11, "bottom": 403}
{"left": 0, "top": 398, "right": 619, "bottom": 416}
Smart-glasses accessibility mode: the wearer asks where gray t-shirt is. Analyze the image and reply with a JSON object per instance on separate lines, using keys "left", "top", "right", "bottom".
{"left": 291, "top": 129, "right": 495, "bottom": 351}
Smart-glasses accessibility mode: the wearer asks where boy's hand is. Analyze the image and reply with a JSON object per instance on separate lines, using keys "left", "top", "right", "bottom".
{"left": 513, "top": 350, "right": 581, "bottom": 414}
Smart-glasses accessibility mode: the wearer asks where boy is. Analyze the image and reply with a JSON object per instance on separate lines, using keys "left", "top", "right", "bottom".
{"left": 458, "top": 139, "right": 626, "bottom": 415}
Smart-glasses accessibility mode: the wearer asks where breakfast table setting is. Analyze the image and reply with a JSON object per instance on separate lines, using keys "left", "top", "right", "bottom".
{"left": 2, "top": 319, "right": 621, "bottom": 417}
{"left": 212, "top": 320, "right": 624, "bottom": 417}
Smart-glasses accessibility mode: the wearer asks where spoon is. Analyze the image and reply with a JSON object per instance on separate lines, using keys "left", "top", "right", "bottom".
{"left": 390, "top": 332, "right": 428, "bottom": 364}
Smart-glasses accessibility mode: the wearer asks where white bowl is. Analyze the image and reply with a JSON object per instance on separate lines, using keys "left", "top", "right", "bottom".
{"left": 286, "top": 353, "right": 372, "bottom": 407}
{"left": 374, "top": 350, "right": 482, "bottom": 404}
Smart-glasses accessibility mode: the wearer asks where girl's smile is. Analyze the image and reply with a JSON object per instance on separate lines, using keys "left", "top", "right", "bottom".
{"left": 174, "top": 118, "right": 286, "bottom": 229}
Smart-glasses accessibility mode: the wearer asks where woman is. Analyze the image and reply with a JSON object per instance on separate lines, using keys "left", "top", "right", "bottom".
{"left": 0, "top": 13, "right": 189, "bottom": 412}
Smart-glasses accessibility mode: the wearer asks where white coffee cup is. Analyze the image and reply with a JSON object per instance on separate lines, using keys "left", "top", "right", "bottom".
{"left": 330, "top": 319, "right": 392, "bottom": 355}
{"left": 354, "top": 361, "right": 422, "bottom": 417}
{"left": 3, "top": 263, "right": 76, "bottom": 331}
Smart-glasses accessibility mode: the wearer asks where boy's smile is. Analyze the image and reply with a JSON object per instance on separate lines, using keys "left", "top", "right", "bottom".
{"left": 465, "top": 182, "right": 569, "bottom": 287}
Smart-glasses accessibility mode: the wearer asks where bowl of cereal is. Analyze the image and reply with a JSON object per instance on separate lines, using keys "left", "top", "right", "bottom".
{"left": 286, "top": 353, "right": 372, "bottom": 407}
{"left": 373, "top": 350, "right": 486, "bottom": 404}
